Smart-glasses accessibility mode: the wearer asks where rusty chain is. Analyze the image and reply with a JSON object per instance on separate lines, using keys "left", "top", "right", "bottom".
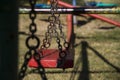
{"left": 39, "top": 0, "right": 69, "bottom": 68}
{"left": 18, "top": 0, "right": 47, "bottom": 80}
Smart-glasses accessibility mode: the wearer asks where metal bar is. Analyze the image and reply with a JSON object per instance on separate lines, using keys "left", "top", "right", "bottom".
{"left": 88, "top": 14, "right": 120, "bottom": 27}
{"left": 19, "top": 7, "right": 120, "bottom": 14}
{"left": 72, "top": 0, "right": 77, "bottom": 25}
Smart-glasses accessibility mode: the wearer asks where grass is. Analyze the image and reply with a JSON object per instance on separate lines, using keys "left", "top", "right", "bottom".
{"left": 18, "top": 12, "right": 120, "bottom": 80}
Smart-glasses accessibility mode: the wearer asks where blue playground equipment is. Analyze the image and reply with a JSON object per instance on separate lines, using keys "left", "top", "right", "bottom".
{"left": 85, "top": 1, "right": 118, "bottom": 7}
{"left": 35, "top": 4, "right": 50, "bottom": 8}
{"left": 96, "top": 2, "right": 118, "bottom": 7}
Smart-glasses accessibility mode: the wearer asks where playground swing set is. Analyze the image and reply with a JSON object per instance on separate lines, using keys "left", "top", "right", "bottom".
{"left": 1, "top": 0, "right": 120, "bottom": 80}
{"left": 19, "top": 0, "right": 75, "bottom": 79}
{"left": 18, "top": 0, "right": 120, "bottom": 80}
{"left": 27, "top": 0, "right": 74, "bottom": 69}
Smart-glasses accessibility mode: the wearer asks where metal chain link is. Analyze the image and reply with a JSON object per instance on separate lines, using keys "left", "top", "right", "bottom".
{"left": 39, "top": 0, "right": 69, "bottom": 67}
{"left": 50, "top": 0, "right": 69, "bottom": 59}
{"left": 18, "top": 0, "right": 47, "bottom": 80}
{"left": 55, "top": 8, "right": 69, "bottom": 50}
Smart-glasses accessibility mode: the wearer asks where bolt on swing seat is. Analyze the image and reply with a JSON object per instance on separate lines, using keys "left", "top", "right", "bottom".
{"left": 28, "top": 15, "right": 74, "bottom": 68}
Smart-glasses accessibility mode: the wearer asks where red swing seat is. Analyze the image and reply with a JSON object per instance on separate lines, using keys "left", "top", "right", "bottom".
{"left": 28, "top": 49, "right": 74, "bottom": 68}
{"left": 28, "top": 15, "right": 74, "bottom": 68}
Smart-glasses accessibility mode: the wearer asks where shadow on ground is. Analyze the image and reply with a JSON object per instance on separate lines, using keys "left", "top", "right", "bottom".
{"left": 70, "top": 40, "right": 120, "bottom": 80}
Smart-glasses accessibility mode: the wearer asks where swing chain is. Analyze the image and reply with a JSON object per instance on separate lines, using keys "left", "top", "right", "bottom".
{"left": 40, "top": 0, "right": 59, "bottom": 50}
{"left": 40, "top": 0, "right": 66, "bottom": 59}
{"left": 19, "top": 0, "right": 38, "bottom": 79}
{"left": 47, "top": 0, "right": 64, "bottom": 53}
{"left": 50, "top": 0, "right": 70, "bottom": 60}
{"left": 19, "top": 0, "right": 47, "bottom": 80}
{"left": 51, "top": 0, "right": 70, "bottom": 68}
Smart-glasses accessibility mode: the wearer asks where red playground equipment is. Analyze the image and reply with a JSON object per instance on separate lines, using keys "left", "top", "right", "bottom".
{"left": 28, "top": 49, "right": 74, "bottom": 68}
{"left": 58, "top": 0, "right": 120, "bottom": 28}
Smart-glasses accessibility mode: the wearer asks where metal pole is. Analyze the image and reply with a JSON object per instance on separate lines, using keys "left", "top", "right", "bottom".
{"left": 19, "top": 7, "right": 120, "bottom": 14}
{"left": 0, "top": 1, "right": 18, "bottom": 80}
{"left": 72, "top": 0, "right": 77, "bottom": 25}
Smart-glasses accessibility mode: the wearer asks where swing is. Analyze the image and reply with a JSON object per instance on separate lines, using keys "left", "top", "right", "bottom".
{"left": 28, "top": 48, "right": 74, "bottom": 68}
{"left": 19, "top": 1, "right": 74, "bottom": 80}
{"left": 28, "top": 0, "right": 74, "bottom": 68}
